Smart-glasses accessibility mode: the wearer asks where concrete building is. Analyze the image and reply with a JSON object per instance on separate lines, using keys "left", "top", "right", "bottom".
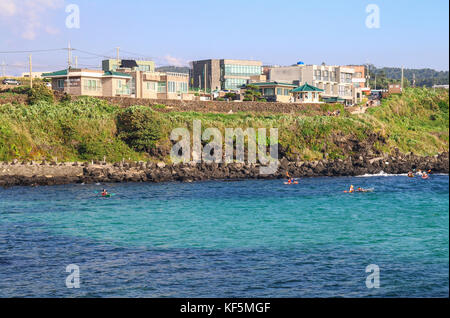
{"left": 44, "top": 66, "right": 191, "bottom": 100}
{"left": 126, "top": 70, "right": 191, "bottom": 100}
{"left": 102, "top": 59, "right": 155, "bottom": 73}
{"left": 191, "top": 59, "right": 263, "bottom": 91}
{"left": 249, "top": 82, "right": 297, "bottom": 103}
{"left": 269, "top": 64, "right": 365, "bottom": 105}
{"left": 43, "top": 68, "right": 132, "bottom": 97}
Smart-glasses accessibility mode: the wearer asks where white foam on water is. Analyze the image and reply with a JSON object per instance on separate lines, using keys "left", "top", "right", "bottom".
{"left": 356, "top": 171, "right": 408, "bottom": 177}
{"left": 356, "top": 171, "right": 449, "bottom": 178}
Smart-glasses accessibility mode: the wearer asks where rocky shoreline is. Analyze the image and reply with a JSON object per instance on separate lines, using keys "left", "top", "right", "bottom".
{"left": 0, "top": 152, "right": 448, "bottom": 188}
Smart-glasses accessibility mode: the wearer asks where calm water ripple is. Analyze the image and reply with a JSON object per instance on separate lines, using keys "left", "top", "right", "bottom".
{"left": 0, "top": 175, "right": 448, "bottom": 297}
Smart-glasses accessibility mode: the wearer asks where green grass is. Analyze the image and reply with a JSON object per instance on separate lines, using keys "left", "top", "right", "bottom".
{"left": 0, "top": 88, "right": 447, "bottom": 162}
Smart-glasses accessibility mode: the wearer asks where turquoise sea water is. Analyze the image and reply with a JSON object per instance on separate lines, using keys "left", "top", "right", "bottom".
{"left": 0, "top": 175, "right": 448, "bottom": 297}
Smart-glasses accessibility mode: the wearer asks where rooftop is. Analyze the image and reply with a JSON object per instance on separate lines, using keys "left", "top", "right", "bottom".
{"left": 291, "top": 83, "right": 324, "bottom": 92}
{"left": 42, "top": 69, "right": 131, "bottom": 78}
{"left": 250, "top": 81, "right": 297, "bottom": 87}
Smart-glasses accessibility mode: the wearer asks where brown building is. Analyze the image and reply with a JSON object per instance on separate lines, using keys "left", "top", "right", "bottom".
{"left": 388, "top": 83, "right": 402, "bottom": 94}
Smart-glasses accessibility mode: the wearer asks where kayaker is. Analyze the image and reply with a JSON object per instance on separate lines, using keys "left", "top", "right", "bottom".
{"left": 101, "top": 189, "right": 108, "bottom": 196}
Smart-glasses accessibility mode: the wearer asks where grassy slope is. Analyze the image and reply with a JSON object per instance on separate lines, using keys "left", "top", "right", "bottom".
{"left": 0, "top": 88, "right": 448, "bottom": 162}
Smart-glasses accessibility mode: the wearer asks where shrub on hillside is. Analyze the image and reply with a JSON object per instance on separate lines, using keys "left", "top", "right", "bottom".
{"left": 60, "top": 92, "right": 72, "bottom": 103}
{"left": 28, "top": 84, "right": 54, "bottom": 104}
{"left": 117, "top": 106, "right": 166, "bottom": 153}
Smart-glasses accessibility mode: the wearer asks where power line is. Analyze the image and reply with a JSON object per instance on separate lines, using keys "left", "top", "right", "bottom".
{"left": 0, "top": 48, "right": 65, "bottom": 54}
{"left": 72, "top": 48, "right": 114, "bottom": 59}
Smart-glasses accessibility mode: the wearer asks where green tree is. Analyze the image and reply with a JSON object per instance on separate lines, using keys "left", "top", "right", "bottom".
{"left": 243, "top": 84, "right": 265, "bottom": 101}
{"left": 117, "top": 106, "right": 166, "bottom": 153}
{"left": 27, "top": 84, "right": 54, "bottom": 104}
{"left": 224, "top": 92, "right": 237, "bottom": 101}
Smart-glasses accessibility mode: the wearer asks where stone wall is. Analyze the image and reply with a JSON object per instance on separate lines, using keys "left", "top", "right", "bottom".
{"left": 79, "top": 95, "right": 325, "bottom": 114}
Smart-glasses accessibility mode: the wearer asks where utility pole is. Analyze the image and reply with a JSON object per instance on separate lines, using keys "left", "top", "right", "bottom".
{"left": 1, "top": 61, "right": 5, "bottom": 77}
{"left": 366, "top": 63, "right": 369, "bottom": 88}
{"left": 29, "top": 54, "right": 33, "bottom": 89}
{"left": 412, "top": 73, "right": 416, "bottom": 87}
{"left": 74, "top": 56, "right": 78, "bottom": 68}
{"left": 116, "top": 46, "right": 120, "bottom": 66}
{"left": 66, "top": 41, "right": 72, "bottom": 93}
{"left": 401, "top": 66, "right": 404, "bottom": 93}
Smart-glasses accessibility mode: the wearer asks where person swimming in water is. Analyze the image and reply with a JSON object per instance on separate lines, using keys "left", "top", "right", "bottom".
{"left": 286, "top": 172, "right": 298, "bottom": 184}
{"left": 407, "top": 171, "right": 414, "bottom": 178}
{"left": 349, "top": 185, "right": 355, "bottom": 193}
{"left": 101, "top": 189, "right": 108, "bottom": 196}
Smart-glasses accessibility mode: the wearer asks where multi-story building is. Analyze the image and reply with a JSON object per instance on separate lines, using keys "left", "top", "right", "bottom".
{"left": 102, "top": 59, "right": 155, "bottom": 73}
{"left": 43, "top": 68, "right": 132, "bottom": 97}
{"left": 126, "top": 70, "right": 190, "bottom": 100}
{"left": 269, "top": 64, "right": 366, "bottom": 105}
{"left": 191, "top": 59, "right": 263, "bottom": 91}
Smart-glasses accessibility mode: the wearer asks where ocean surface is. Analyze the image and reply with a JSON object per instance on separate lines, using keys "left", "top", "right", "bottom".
{"left": 0, "top": 175, "right": 448, "bottom": 297}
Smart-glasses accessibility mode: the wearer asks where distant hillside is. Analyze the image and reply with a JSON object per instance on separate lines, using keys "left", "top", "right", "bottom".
{"left": 155, "top": 66, "right": 190, "bottom": 74}
{"left": 369, "top": 65, "right": 449, "bottom": 88}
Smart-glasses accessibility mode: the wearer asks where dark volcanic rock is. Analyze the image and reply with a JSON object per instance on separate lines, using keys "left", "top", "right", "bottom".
{"left": 0, "top": 152, "right": 448, "bottom": 187}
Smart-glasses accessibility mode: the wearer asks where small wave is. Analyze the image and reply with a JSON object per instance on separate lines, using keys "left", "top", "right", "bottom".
{"left": 356, "top": 171, "right": 408, "bottom": 177}
{"left": 356, "top": 171, "right": 449, "bottom": 178}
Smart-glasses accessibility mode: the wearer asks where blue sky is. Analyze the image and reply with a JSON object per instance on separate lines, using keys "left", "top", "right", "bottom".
{"left": 0, "top": 0, "right": 448, "bottom": 75}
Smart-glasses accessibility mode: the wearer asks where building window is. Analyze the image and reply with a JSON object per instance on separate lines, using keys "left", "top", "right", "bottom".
{"left": 223, "top": 64, "right": 262, "bottom": 77}
{"left": 263, "top": 88, "right": 275, "bottom": 96}
{"left": 138, "top": 65, "right": 151, "bottom": 72}
{"left": 168, "top": 81, "right": 174, "bottom": 93}
{"left": 223, "top": 78, "right": 247, "bottom": 90}
{"left": 330, "top": 71, "right": 336, "bottom": 82}
{"left": 276, "top": 88, "right": 282, "bottom": 95}
{"left": 84, "top": 79, "right": 100, "bottom": 91}
{"left": 158, "top": 82, "right": 166, "bottom": 93}
{"left": 146, "top": 82, "right": 156, "bottom": 91}
{"left": 284, "top": 89, "right": 290, "bottom": 95}
{"left": 176, "top": 82, "right": 188, "bottom": 93}
{"left": 57, "top": 79, "right": 64, "bottom": 88}
{"left": 314, "top": 70, "right": 321, "bottom": 80}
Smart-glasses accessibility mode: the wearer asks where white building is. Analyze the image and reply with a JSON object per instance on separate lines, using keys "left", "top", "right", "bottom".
{"left": 269, "top": 64, "right": 366, "bottom": 105}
